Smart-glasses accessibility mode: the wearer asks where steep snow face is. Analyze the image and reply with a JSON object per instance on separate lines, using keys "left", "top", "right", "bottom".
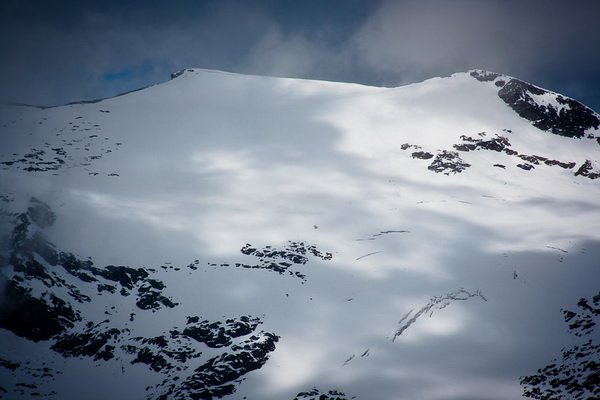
{"left": 0, "top": 69, "right": 599, "bottom": 400}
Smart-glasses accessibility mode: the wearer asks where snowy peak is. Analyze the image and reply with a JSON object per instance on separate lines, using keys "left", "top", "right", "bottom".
{"left": 470, "top": 69, "right": 600, "bottom": 138}
{"left": 1, "top": 67, "right": 600, "bottom": 400}
{"left": 170, "top": 68, "right": 236, "bottom": 80}
{"left": 170, "top": 68, "right": 193, "bottom": 79}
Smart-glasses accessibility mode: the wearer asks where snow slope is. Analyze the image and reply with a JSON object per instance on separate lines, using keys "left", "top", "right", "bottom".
{"left": 0, "top": 69, "right": 599, "bottom": 400}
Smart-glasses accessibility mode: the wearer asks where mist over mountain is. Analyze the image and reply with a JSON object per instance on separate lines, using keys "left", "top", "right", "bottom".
{"left": 0, "top": 69, "right": 599, "bottom": 400}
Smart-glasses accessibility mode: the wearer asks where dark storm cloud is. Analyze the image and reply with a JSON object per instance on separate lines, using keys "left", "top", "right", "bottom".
{"left": 1, "top": 0, "right": 599, "bottom": 111}
{"left": 0, "top": 0, "right": 283, "bottom": 104}
{"left": 0, "top": 0, "right": 377, "bottom": 105}
{"left": 351, "top": 0, "right": 600, "bottom": 110}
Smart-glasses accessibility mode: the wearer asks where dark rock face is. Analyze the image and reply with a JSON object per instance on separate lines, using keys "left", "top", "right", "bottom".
{"left": 453, "top": 134, "right": 511, "bottom": 153}
{"left": 209, "top": 241, "right": 332, "bottom": 281}
{"left": 574, "top": 160, "right": 600, "bottom": 179}
{"left": 293, "top": 387, "right": 352, "bottom": 400}
{"left": 156, "top": 332, "right": 279, "bottom": 400}
{"left": 517, "top": 163, "right": 534, "bottom": 171}
{"left": 0, "top": 200, "right": 179, "bottom": 340}
{"left": 401, "top": 143, "right": 421, "bottom": 150}
{"left": 520, "top": 291, "right": 600, "bottom": 400}
{"left": 177, "top": 315, "right": 262, "bottom": 349}
{"left": 497, "top": 79, "right": 600, "bottom": 138}
{"left": 427, "top": 151, "right": 471, "bottom": 174}
{"left": 0, "top": 358, "right": 20, "bottom": 371}
{"left": 402, "top": 140, "right": 474, "bottom": 175}
{"left": 0, "top": 280, "right": 77, "bottom": 342}
{"left": 121, "top": 313, "right": 279, "bottom": 399}
{"left": 405, "top": 128, "right": 587, "bottom": 179}
{"left": 0, "top": 112, "right": 121, "bottom": 176}
{"left": 400, "top": 131, "right": 578, "bottom": 176}
{"left": 51, "top": 325, "right": 121, "bottom": 361}
{"left": 136, "top": 279, "right": 179, "bottom": 311}
{"left": 469, "top": 70, "right": 600, "bottom": 138}
{"left": 544, "top": 159, "right": 577, "bottom": 169}
{"left": 411, "top": 151, "right": 434, "bottom": 160}
{"left": 451, "top": 132, "right": 577, "bottom": 173}
{"left": 470, "top": 70, "right": 501, "bottom": 82}
{"left": 170, "top": 69, "right": 195, "bottom": 79}
{"left": 0, "top": 198, "right": 281, "bottom": 399}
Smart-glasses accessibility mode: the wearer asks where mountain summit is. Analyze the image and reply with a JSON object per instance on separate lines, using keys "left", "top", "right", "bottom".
{"left": 0, "top": 70, "right": 599, "bottom": 400}
{"left": 469, "top": 69, "right": 600, "bottom": 138}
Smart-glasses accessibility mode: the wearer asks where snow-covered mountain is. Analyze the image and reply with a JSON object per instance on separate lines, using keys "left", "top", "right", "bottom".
{"left": 0, "top": 68, "right": 599, "bottom": 400}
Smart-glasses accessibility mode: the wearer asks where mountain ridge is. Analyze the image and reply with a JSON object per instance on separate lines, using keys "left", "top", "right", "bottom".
{"left": 6, "top": 68, "right": 600, "bottom": 119}
{"left": 0, "top": 67, "right": 599, "bottom": 400}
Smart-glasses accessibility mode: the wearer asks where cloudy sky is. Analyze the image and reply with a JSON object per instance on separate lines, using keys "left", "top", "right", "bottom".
{"left": 2, "top": 0, "right": 600, "bottom": 112}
